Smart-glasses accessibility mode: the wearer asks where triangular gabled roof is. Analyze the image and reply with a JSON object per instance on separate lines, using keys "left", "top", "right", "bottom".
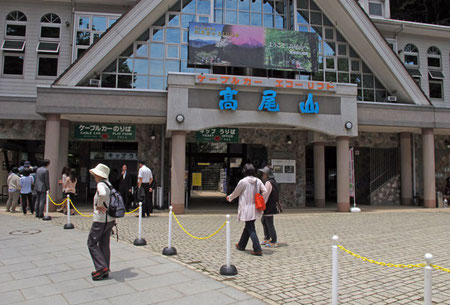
{"left": 55, "top": 0, "right": 430, "bottom": 106}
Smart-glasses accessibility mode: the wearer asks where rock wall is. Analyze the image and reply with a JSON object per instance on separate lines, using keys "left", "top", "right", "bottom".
{"left": 0, "top": 120, "right": 45, "bottom": 140}
{"left": 370, "top": 175, "right": 401, "bottom": 205}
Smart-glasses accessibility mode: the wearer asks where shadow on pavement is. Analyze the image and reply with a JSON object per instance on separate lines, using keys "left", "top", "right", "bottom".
{"left": 109, "top": 267, "right": 140, "bottom": 282}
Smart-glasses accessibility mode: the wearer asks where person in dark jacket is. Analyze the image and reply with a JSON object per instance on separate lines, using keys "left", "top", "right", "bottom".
{"left": 259, "top": 166, "right": 279, "bottom": 247}
{"left": 118, "top": 164, "right": 135, "bottom": 212}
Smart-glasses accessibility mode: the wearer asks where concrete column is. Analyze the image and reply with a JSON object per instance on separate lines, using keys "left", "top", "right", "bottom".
{"left": 58, "top": 120, "right": 70, "bottom": 200}
{"left": 44, "top": 114, "right": 61, "bottom": 207}
{"left": 422, "top": 128, "right": 436, "bottom": 208}
{"left": 336, "top": 137, "right": 350, "bottom": 212}
{"left": 313, "top": 142, "right": 326, "bottom": 208}
{"left": 400, "top": 133, "right": 413, "bottom": 205}
{"left": 170, "top": 131, "right": 186, "bottom": 214}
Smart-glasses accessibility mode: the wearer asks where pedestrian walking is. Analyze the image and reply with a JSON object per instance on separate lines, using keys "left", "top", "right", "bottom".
{"left": 259, "top": 166, "right": 279, "bottom": 247}
{"left": 87, "top": 163, "right": 116, "bottom": 281}
{"left": 226, "top": 163, "right": 267, "bottom": 256}
{"left": 63, "top": 169, "right": 77, "bottom": 215}
{"left": 58, "top": 166, "right": 69, "bottom": 213}
{"left": 6, "top": 167, "right": 21, "bottom": 212}
{"left": 119, "top": 164, "right": 134, "bottom": 212}
{"left": 34, "top": 159, "right": 50, "bottom": 218}
{"left": 137, "top": 160, "right": 153, "bottom": 217}
{"left": 20, "top": 168, "right": 34, "bottom": 215}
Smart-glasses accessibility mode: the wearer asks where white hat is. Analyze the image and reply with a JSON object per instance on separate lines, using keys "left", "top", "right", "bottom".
{"left": 89, "top": 163, "right": 110, "bottom": 179}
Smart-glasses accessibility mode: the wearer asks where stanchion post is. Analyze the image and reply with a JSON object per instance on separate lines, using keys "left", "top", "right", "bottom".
{"left": 424, "top": 253, "right": 433, "bottom": 305}
{"left": 63, "top": 194, "right": 74, "bottom": 229}
{"left": 332, "top": 235, "right": 339, "bottom": 305}
{"left": 220, "top": 214, "right": 237, "bottom": 276}
{"left": 162, "top": 206, "right": 177, "bottom": 255}
{"left": 134, "top": 202, "right": 146, "bottom": 246}
{"left": 42, "top": 191, "right": 51, "bottom": 221}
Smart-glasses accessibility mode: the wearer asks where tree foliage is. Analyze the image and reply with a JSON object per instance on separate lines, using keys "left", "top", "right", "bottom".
{"left": 390, "top": 0, "right": 450, "bottom": 26}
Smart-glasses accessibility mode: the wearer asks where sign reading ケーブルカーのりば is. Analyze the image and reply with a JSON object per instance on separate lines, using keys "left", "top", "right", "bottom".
{"left": 74, "top": 124, "right": 136, "bottom": 140}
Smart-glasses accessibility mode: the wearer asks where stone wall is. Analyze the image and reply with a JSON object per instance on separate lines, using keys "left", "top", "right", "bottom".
{"left": 435, "top": 136, "right": 450, "bottom": 195}
{"left": 370, "top": 175, "right": 401, "bottom": 205}
{"left": 351, "top": 132, "right": 399, "bottom": 148}
{"left": 0, "top": 120, "right": 45, "bottom": 140}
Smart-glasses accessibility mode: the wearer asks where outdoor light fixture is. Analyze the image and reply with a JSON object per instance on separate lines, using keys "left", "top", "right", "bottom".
{"left": 65, "top": 21, "right": 70, "bottom": 27}
{"left": 445, "top": 140, "right": 450, "bottom": 149}
{"left": 176, "top": 114, "right": 185, "bottom": 123}
{"left": 286, "top": 135, "right": 293, "bottom": 145}
{"left": 150, "top": 131, "right": 156, "bottom": 141}
{"left": 345, "top": 121, "right": 353, "bottom": 130}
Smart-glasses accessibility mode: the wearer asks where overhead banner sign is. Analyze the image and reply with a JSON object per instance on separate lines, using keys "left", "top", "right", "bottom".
{"left": 188, "top": 22, "right": 319, "bottom": 72}
{"left": 196, "top": 128, "right": 239, "bottom": 143}
{"left": 75, "top": 124, "right": 136, "bottom": 141}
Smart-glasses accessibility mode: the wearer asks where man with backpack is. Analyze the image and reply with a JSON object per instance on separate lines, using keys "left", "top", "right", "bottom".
{"left": 88, "top": 163, "right": 125, "bottom": 281}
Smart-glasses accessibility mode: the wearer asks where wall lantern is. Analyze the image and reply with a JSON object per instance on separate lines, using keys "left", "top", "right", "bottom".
{"left": 345, "top": 121, "right": 353, "bottom": 130}
{"left": 176, "top": 114, "right": 185, "bottom": 123}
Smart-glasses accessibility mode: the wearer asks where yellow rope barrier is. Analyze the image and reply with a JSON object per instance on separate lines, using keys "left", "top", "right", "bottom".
{"left": 69, "top": 199, "right": 93, "bottom": 218}
{"left": 125, "top": 206, "right": 140, "bottom": 215}
{"left": 172, "top": 212, "right": 226, "bottom": 240}
{"left": 431, "top": 264, "right": 450, "bottom": 274}
{"left": 47, "top": 194, "right": 67, "bottom": 206}
{"left": 338, "top": 245, "right": 426, "bottom": 269}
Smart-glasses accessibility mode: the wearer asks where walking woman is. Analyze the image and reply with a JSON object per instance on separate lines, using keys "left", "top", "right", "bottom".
{"left": 20, "top": 168, "right": 34, "bottom": 215}
{"left": 87, "top": 163, "right": 116, "bottom": 280}
{"left": 63, "top": 169, "right": 77, "bottom": 215}
{"left": 259, "top": 166, "right": 279, "bottom": 247}
{"left": 58, "top": 166, "right": 69, "bottom": 213}
{"left": 227, "top": 163, "right": 267, "bottom": 256}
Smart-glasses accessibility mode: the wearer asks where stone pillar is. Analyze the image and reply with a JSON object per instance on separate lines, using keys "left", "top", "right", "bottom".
{"left": 44, "top": 114, "right": 61, "bottom": 207}
{"left": 422, "top": 128, "right": 436, "bottom": 208}
{"left": 336, "top": 137, "right": 350, "bottom": 212}
{"left": 313, "top": 142, "right": 326, "bottom": 208}
{"left": 400, "top": 132, "right": 413, "bottom": 205}
{"left": 170, "top": 131, "right": 186, "bottom": 214}
{"left": 58, "top": 120, "right": 70, "bottom": 200}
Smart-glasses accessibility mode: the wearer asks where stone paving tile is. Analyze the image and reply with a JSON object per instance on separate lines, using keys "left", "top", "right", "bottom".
{"left": 44, "top": 207, "right": 450, "bottom": 304}
{"left": 156, "top": 290, "right": 236, "bottom": 305}
{"left": 0, "top": 289, "right": 25, "bottom": 305}
{"left": 108, "top": 286, "right": 184, "bottom": 305}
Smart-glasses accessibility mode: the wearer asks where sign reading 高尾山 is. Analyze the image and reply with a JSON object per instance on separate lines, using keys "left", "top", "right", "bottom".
{"left": 75, "top": 124, "right": 136, "bottom": 141}
{"left": 196, "top": 128, "right": 239, "bottom": 143}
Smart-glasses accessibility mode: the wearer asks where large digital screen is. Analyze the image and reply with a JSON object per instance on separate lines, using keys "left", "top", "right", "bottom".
{"left": 188, "top": 22, "right": 319, "bottom": 72}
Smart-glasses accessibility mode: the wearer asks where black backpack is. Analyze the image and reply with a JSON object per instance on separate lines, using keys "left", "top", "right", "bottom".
{"left": 101, "top": 181, "right": 125, "bottom": 218}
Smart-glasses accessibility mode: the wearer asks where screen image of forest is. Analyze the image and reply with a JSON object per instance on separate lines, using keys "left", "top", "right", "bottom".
{"left": 188, "top": 22, "right": 319, "bottom": 72}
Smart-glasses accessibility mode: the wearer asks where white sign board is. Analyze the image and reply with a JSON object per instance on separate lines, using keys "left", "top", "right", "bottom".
{"left": 271, "top": 159, "right": 296, "bottom": 184}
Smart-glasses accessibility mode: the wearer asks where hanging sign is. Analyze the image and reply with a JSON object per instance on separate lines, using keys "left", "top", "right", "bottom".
{"left": 349, "top": 147, "right": 355, "bottom": 198}
{"left": 196, "top": 128, "right": 239, "bottom": 143}
{"left": 74, "top": 124, "right": 135, "bottom": 140}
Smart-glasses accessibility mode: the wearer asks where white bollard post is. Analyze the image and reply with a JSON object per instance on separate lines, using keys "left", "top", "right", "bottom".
{"left": 332, "top": 235, "right": 339, "bottom": 305}
{"left": 63, "top": 195, "right": 74, "bottom": 229}
{"left": 42, "top": 191, "right": 51, "bottom": 221}
{"left": 424, "top": 253, "right": 433, "bottom": 305}
{"left": 220, "top": 214, "right": 237, "bottom": 276}
{"left": 162, "top": 206, "right": 177, "bottom": 255}
{"left": 133, "top": 202, "right": 146, "bottom": 246}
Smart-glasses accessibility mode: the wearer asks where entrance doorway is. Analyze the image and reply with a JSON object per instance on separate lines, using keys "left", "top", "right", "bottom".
{"left": 69, "top": 141, "right": 138, "bottom": 204}
{"left": 186, "top": 142, "right": 267, "bottom": 209}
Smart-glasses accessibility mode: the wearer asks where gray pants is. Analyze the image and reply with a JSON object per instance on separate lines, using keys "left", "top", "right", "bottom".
{"left": 87, "top": 221, "right": 116, "bottom": 271}
{"left": 35, "top": 191, "right": 46, "bottom": 217}
{"left": 6, "top": 191, "right": 20, "bottom": 212}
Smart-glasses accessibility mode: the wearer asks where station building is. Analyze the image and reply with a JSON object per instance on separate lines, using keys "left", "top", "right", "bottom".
{"left": 0, "top": 0, "right": 449, "bottom": 213}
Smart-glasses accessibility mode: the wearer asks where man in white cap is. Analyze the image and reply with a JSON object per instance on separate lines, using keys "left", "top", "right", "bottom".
{"left": 88, "top": 163, "right": 116, "bottom": 280}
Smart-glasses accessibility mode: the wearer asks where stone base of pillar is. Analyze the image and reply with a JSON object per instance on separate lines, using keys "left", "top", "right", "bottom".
{"left": 401, "top": 198, "right": 413, "bottom": 206}
{"left": 337, "top": 202, "right": 350, "bottom": 212}
{"left": 424, "top": 199, "right": 436, "bottom": 208}
{"left": 172, "top": 204, "right": 185, "bottom": 214}
{"left": 315, "top": 199, "right": 326, "bottom": 208}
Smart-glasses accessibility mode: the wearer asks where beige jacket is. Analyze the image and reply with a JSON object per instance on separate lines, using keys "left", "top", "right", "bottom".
{"left": 7, "top": 173, "right": 21, "bottom": 192}
{"left": 228, "top": 176, "right": 268, "bottom": 222}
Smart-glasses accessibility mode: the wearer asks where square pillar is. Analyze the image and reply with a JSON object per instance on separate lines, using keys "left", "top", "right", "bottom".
{"left": 170, "top": 131, "right": 186, "bottom": 214}
{"left": 313, "top": 142, "right": 326, "bottom": 208}
{"left": 58, "top": 120, "right": 70, "bottom": 200}
{"left": 336, "top": 136, "right": 350, "bottom": 212}
{"left": 44, "top": 114, "right": 61, "bottom": 205}
{"left": 422, "top": 128, "right": 436, "bottom": 208}
{"left": 400, "top": 132, "right": 413, "bottom": 205}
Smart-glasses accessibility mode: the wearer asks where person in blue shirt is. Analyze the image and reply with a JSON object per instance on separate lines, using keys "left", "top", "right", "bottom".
{"left": 20, "top": 168, "right": 34, "bottom": 215}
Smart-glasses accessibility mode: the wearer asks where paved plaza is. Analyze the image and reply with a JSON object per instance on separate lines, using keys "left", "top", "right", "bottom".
{"left": 0, "top": 213, "right": 265, "bottom": 305}
{"left": 2, "top": 206, "right": 450, "bottom": 304}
